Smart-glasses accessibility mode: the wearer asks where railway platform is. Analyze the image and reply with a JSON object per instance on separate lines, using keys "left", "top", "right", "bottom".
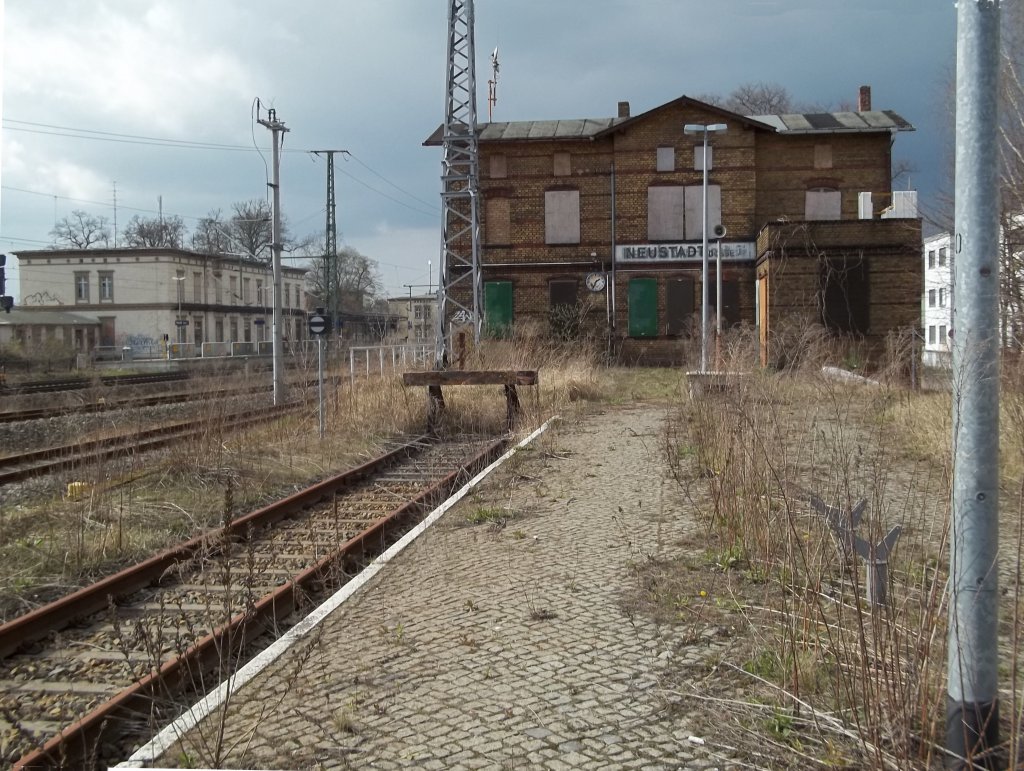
{"left": 125, "top": 406, "right": 727, "bottom": 770}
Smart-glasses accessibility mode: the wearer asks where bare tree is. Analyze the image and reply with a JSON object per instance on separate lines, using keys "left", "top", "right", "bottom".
{"left": 998, "top": 9, "right": 1024, "bottom": 349}
{"left": 190, "top": 200, "right": 311, "bottom": 258}
{"left": 695, "top": 81, "right": 797, "bottom": 115}
{"left": 121, "top": 214, "right": 186, "bottom": 248}
{"left": 229, "top": 199, "right": 274, "bottom": 258}
{"left": 305, "top": 243, "right": 384, "bottom": 313}
{"left": 50, "top": 210, "right": 111, "bottom": 249}
{"left": 192, "top": 209, "right": 232, "bottom": 253}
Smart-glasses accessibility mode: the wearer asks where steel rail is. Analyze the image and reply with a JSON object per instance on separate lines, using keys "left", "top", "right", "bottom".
{"left": 9, "top": 436, "right": 506, "bottom": 770}
{"left": 0, "top": 404, "right": 300, "bottom": 485}
{"left": 0, "top": 386, "right": 267, "bottom": 424}
{"left": 0, "top": 375, "right": 344, "bottom": 424}
{"left": 2, "top": 372, "right": 191, "bottom": 395}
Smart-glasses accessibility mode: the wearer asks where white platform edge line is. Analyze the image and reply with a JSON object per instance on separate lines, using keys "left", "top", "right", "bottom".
{"left": 116, "top": 416, "right": 559, "bottom": 769}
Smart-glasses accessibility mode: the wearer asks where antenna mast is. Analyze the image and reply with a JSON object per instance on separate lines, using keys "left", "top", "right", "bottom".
{"left": 436, "top": 0, "right": 481, "bottom": 367}
{"left": 488, "top": 47, "right": 499, "bottom": 122}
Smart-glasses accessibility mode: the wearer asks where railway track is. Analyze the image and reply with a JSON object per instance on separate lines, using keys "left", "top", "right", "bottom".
{"left": 0, "top": 375, "right": 346, "bottom": 425}
{"left": 1, "top": 372, "right": 191, "bottom": 396}
{"left": 0, "top": 433, "right": 507, "bottom": 769}
{"left": 0, "top": 386, "right": 269, "bottom": 425}
{"left": 0, "top": 404, "right": 300, "bottom": 485}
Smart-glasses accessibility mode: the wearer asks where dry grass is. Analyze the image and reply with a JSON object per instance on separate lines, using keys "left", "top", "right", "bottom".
{"left": 0, "top": 337, "right": 635, "bottom": 621}
{"left": 652, "top": 346, "right": 1024, "bottom": 769}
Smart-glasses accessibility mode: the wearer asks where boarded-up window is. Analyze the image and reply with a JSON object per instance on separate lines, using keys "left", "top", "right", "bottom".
{"left": 628, "top": 278, "right": 658, "bottom": 337}
{"left": 486, "top": 198, "right": 511, "bottom": 245}
{"left": 684, "top": 185, "right": 722, "bottom": 240}
{"left": 806, "top": 189, "right": 841, "bottom": 221}
{"left": 656, "top": 146, "right": 675, "bottom": 172}
{"left": 709, "top": 279, "right": 742, "bottom": 327}
{"left": 553, "top": 152, "right": 571, "bottom": 177}
{"left": 545, "top": 190, "right": 581, "bottom": 244}
{"left": 550, "top": 280, "right": 577, "bottom": 308}
{"left": 484, "top": 281, "right": 513, "bottom": 337}
{"left": 666, "top": 277, "right": 695, "bottom": 335}
{"left": 550, "top": 279, "right": 580, "bottom": 338}
{"left": 821, "top": 258, "right": 869, "bottom": 335}
{"left": 693, "top": 144, "right": 714, "bottom": 171}
{"left": 814, "top": 144, "right": 833, "bottom": 169}
{"left": 490, "top": 154, "right": 508, "bottom": 179}
{"left": 648, "top": 186, "right": 685, "bottom": 240}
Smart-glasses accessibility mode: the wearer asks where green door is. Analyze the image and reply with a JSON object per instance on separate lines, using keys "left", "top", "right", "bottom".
{"left": 628, "top": 278, "right": 658, "bottom": 337}
{"left": 484, "top": 281, "right": 513, "bottom": 337}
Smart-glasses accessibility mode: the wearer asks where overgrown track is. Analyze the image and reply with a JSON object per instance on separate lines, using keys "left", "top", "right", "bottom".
{"left": 1, "top": 433, "right": 507, "bottom": 770}
{"left": 0, "top": 375, "right": 345, "bottom": 424}
{"left": 0, "top": 404, "right": 301, "bottom": 485}
{"left": 0, "top": 385, "right": 270, "bottom": 425}
{"left": 1, "top": 372, "right": 191, "bottom": 395}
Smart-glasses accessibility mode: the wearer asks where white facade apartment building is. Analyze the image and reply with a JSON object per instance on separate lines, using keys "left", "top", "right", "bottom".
{"left": 14, "top": 247, "right": 309, "bottom": 353}
{"left": 922, "top": 232, "right": 953, "bottom": 368}
{"left": 387, "top": 294, "right": 436, "bottom": 342}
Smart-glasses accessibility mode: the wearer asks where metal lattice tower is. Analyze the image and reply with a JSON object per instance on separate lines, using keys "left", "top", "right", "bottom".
{"left": 436, "top": 0, "right": 481, "bottom": 367}
{"left": 312, "top": 150, "right": 344, "bottom": 327}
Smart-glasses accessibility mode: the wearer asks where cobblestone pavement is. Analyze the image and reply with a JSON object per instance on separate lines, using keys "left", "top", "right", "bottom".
{"left": 156, "top": 406, "right": 731, "bottom": 770}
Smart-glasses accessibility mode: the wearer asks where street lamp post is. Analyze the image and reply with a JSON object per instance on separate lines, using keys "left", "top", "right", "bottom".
{"left": 683, "top": 122, "right": 727, "bottom": 373}
{"left": 172, "top": 275, "right": 186, "bottom": 344}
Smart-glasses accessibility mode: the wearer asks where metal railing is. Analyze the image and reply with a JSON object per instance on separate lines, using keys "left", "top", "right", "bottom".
{"left": 348, "top": 343, "right": 432, "bottom": 385}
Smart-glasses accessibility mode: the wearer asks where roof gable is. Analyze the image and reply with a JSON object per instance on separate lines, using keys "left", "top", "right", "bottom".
{"left": 423, "top": 93, "right": 915, "bottom": 146}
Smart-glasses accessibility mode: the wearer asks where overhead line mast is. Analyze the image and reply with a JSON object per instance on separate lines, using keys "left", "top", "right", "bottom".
{"left": 436, "top": 0, "right": 482, "bottom": 368}
{"left": 311, "top": 150, "right": 348, "bottom": 330}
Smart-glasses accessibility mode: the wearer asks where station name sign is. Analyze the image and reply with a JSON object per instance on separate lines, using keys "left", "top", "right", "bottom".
{"left": 615, "top": 241, "right": 756, "bottom": 263}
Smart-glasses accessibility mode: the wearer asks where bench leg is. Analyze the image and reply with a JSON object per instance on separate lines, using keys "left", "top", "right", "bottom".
{"left": 504, "top": 384, "right": 521, "bottom": 430}
{"left": 427, "top": 385, "right": 445, "bottom": 434}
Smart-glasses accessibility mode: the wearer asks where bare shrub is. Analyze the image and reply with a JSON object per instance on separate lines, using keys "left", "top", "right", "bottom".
{"left": 664, "top": 370, "right": 973, "bottom": 767}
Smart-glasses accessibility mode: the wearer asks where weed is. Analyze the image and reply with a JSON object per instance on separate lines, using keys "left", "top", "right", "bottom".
{"left": 465, "top": 506, "right": 512, "bottom": 526}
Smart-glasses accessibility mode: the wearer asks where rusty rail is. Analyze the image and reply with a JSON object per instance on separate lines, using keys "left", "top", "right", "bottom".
{"left": 7, "top": 435, "right": 507, "bottom": 770}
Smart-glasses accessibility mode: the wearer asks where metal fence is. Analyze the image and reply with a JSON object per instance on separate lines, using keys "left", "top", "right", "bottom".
{"left": 348, "top": 343, "right": 432, "bottom": 384}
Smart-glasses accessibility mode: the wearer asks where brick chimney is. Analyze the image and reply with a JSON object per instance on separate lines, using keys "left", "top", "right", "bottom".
{"left": 858, "top": 85, "right": 872, "bottom": 112}
{"left": 617, "top": 101, "right": 630, "bottom": 118}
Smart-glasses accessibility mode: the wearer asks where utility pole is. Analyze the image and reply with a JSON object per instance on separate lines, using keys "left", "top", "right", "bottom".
{"left": 311, "top": 150, "right": 348, "bottom": 334}
{"left": 437, "top": 0, "right": 482, "bottom": 368}
{"left": 948, "top": 1, "right": 1001, "bottom": 767}
{"left": 258, "top": 106, "right": 289, "bottom": 406}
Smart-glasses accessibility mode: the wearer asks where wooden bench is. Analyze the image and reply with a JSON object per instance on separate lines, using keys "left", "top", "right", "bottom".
{"left": 402, "top": 370, "right": 539, "bottom": 433}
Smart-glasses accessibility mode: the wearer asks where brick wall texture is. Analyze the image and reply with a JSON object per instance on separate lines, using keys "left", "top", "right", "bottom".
{"left": 439, "top": 95, "right": 920, "bottom": 365}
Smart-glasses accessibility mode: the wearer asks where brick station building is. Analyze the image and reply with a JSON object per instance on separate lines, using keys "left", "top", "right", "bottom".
{"left": 427, "top": 86, "right": 922, "bottom": 365}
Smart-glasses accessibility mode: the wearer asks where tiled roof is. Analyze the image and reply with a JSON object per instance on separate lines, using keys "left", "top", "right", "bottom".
{"left": 747, "top": 110, "right": 913, "bottom": 133}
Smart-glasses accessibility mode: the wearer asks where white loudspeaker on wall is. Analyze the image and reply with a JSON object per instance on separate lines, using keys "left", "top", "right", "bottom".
{"left": 712, "top": 224, "right": 727, "bottom": 238}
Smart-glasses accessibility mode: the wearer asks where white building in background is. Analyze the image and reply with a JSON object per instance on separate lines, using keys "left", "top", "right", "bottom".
{"left": 387, "top": 293, "right": 435, "bottom": 343}
{"left": 922, "top": 232, "right": 953, "bottom": 368}
{"left": 13, "top": 247, "right": 309, "bottom": 355}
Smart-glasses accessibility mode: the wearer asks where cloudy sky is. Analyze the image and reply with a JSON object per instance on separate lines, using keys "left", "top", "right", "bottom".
{"left": 1, "top": 1, "right": 956, "bottom": 298}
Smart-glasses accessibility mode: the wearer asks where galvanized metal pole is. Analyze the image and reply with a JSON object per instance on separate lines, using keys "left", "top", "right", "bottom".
{"left": 700, "top": 136, "right": 709, "bottom": 373}
{"left": 947, "top": 1, "right": 1001, "bottom": 766}
{"left": 716, "top": 237, "right": 723, "bottom": 368}
{"left": 317, "top": 335, "right": 325, "bottom": 439}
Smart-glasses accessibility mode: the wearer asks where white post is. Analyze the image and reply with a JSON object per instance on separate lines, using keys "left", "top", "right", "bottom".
{"left": 716, "top": 237, "right": 723, "bottom": 368}
{"left": 701, "top": 137, "right": 709, "bottom": 372}
{"left": 318, "top": 335, "right": 325, "bottom": 439}
{"left": 684, "top": 123, "right": 727, "bottom": 374}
